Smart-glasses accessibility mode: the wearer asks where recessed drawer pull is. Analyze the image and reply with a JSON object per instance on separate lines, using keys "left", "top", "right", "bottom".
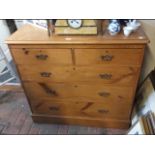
{"left": 98, "top": 109, "right": 109, "bottom": 114}
{"left": 40, "top": 72, "right": 52, "bottom": 77}
{"left": 99, "top": 74, "right": 112, "bottom": 80}
{"left": 98, "top": 92, "right": 110, "bottom": 97}
{"left": 36, "top": 54, "right": 48, "bottom": 60}
{"left": 49, "top": 106, "right": 59, "bottom": 111}
{"left": 101, "top": 55, "right": 114, "bottom": 61}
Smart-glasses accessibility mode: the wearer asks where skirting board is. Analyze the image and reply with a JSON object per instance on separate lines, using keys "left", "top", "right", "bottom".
{"left": 32, "top": 114, "right": 130, "bottom": 129}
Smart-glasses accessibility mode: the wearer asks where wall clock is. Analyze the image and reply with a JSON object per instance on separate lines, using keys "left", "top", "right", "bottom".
{"left": 54, "top": 19, "right": 97, "bottom": 35}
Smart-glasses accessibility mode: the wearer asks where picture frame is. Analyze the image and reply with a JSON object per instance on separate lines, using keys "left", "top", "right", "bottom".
{"left": 128, "top": 112, "right": 155, "bottom": 135}
{"left": 135, "top": 69, "right": 155, "bottom": 116}
{"left": 130, "top": 69, "right": 155, "bottom": 134}
{"left": 127, "top": 117, "right": 146, "bottom": 135}
{"left": 22, "top": 19, "right": 54, "bottom": 37}
{"left": 23, "top": 20, "right": 48, "bottom": 29}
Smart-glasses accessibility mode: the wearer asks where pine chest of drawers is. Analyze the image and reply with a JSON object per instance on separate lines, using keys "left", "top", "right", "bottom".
{"left": 6, "top": 24, "right": 149, "bottom": 129}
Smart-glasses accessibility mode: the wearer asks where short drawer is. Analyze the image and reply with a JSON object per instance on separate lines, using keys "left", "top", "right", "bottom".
{"left": 30, "top": 99, "right": 132, "bottom": 119}
{"left": 11, "top": 48, "right": 72, "bottom": 65}
{"left": 75, "top": 48, "right": 143, "bottom": 66}
{"left": 23, "top": 82, "right": 134, "bottom": 105}
{"left": 18, "top": 65, "right": 139, "bottom": 86}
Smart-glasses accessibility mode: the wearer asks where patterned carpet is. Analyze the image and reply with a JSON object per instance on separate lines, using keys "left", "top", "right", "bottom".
{"left": 0, "top": 88, "right": 127, "bottom": 135}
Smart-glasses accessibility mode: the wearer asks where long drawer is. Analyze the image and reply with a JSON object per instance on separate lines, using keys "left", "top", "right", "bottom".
{"left": 75, "top": 49, "right": 143, "bottom": 66}
{"left": 11, "top": 48, "right": 72, "bottom": 65}
{"left": 30, "top": 99, "right": 132, "bottom": 119}
{"left": 18, "top": 65, "right": 139, "bottom": 86}
{"left": 23, "top": 82, "right": 134, "bottom": 105}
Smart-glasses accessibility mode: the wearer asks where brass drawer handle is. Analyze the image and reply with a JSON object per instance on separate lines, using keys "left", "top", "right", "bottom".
{"left": 36, "top": 54, "right": 48, "bottom": 60}
{"left": 98, "top": 92, "right": 110, "bottom": 97}
{"left": 40, "top": 72, "right": 52, "bottom": 77}
{"left": 99, "top": 74, "right": 112, "bottom": 80}
{"left": 49, "top": 106, "right": 59, "bottom": 111}
{"left": 98, "top": 109, "right": 109, "bottom": 114}
{"left": 101, "top": 55, "right": 114, "bottom": 61}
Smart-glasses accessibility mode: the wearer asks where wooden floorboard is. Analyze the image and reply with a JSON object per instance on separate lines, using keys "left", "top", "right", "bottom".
{"left": 28, "top": 123, "right": 40, "bottom": 135}
{"left": 58, "top": 125, "right": 69, "bottom": 135}
{"left": 38, "top": 124, "right": 59, "bottom": 135}
{"left": 0, "top": 87, "right": 127, "bottom": 135}
{"left": 19, "top": 114, "right": 33, "bottom": 135}
{"left": 0, "top": 124, "right": 5, "bottom": 134}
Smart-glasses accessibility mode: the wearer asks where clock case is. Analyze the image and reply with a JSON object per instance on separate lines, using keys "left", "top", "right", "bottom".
{"left": 53, "top": 19, "right": 100, "bottom": 35}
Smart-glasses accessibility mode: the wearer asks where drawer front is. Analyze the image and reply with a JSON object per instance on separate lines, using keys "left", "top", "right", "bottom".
{"left": 18, "top": 65, "right": 139, "bottom": 86}
{"left": 23, "top": 82, "right": 134, "bottom": 105}
{"left": 11, "top": 48, "right": 72, "bottom": 65}
{"left": 30, "top": 99, "right": 132, "bottom": 119}
{"left": 75, "top": 49, "right": 143, "bottom": 66}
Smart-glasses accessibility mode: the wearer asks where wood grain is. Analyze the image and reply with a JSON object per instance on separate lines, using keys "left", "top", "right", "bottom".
{"left": 75, "top": 48, "right": 143, "bottom": 66}
{"left": 32, "top": 114, "right": 130, "bottom": 129}
{"left": 18, "top": 65, "right": 140, "bottom": 86}
{"left": 5, "top": 23, "right": 149, "bottom": 129}
{"left": 23, "top": 82, "right": 134, "bottom": 105}
{"left": 30, "top": 99, "right": 132, "bottom": 119}
{"left": 11, "top": 48, "right": 72, "bottom": 65}
{"left": 9, "top": 44, "right": 146, "bottom": 49}
{"left": 5, "top": 24, "right": 149, "bottom": 44}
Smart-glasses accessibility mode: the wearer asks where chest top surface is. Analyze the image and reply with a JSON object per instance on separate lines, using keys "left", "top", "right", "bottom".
{"left": 6, "top": 24, "right": 149, "bottom": 45}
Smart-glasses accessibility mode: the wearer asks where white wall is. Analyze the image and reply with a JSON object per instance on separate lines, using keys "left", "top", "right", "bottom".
{"left": 132, "top": 20, "right": 155, "bottom": 124}
{"left": 140, "top": 20, "right": 155, "bottom": 80}
{"left": 0, "top": 20, "right": 10, "bottom": 50}
{"left": 0, "top": 20, "right": 11, "bottom": 72}
{"left": 15, "top": 20, "right": 25, "bottom": 29}
{"left": 140, "top": 20, "right": 155, "bottom": 113}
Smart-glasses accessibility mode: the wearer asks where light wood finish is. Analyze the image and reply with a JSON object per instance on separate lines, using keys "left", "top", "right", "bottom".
{"left": 8, "top": 44, "right": 146, "bottom": 49}
{"left": 18, "top": 65, "right": 140, "bottom": 86}
{"left": 30, "top": 99, "right": 131, "bottom": 119}
{"left": 32, "top": 114, "right": 130, "bottom": 129}
{"left": 75, "top": 49, "right": 143, "bottom": 66}
{"left": 11, "top": 48, "right": 72, "bottom": 65}
{"left": 23, "top": 82, "right": 133, "bottom": 104}
{"left": 5, "top": 24, "right": 149, "bottom": 45}
{"left": 6, "top": 23, "right": 149, "bottom": 129}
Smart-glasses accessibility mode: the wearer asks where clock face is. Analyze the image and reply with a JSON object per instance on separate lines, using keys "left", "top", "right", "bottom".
{"left": 67, "top": 20, "right": 82, "bottom": 29}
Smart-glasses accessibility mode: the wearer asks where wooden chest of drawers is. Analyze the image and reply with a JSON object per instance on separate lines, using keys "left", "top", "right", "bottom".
{"left": 6, "top": 24, "right": 149, "bottom": 129}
